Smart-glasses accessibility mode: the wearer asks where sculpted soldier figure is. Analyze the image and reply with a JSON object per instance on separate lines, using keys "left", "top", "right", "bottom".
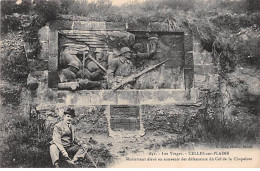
{"left": 49, "top": 108, "right": 85, "bottom": 168}
{"left": 59, "top": 61, "right": 80, "bottom": 83}
{"left": 146, "top": 34, "right": 159, "bottom": 57}
{"left": 132, "top": 41, "right": 157, "bottom": 59}
{"left": 85, "top": 49, "right": 108, "bottom": 81}
{"left": 60, "top": 44, "right": 82, "bottom": 69}
{"left": 58, "top": 60, "right": 102, "bottom": 90}
{"left": 107, "top": 47, "right": 136, "bottom": 89}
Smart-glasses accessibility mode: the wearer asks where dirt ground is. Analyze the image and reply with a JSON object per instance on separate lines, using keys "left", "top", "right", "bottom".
{"left": 77, "top": 131, "right": 196, "bottom": 168}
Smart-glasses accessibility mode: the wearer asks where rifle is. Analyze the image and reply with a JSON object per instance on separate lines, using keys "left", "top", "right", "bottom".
{"left": 82, "top": 52, "right": 107, "bottom": 73}
{"left": 88, "top": 56, "right": 107, "bottom": 73}
{"left": 82, "top": 51, "right": 87, "bottom": 70}
{"left": 112, "top": 59, "right": 168, "bottom": 91}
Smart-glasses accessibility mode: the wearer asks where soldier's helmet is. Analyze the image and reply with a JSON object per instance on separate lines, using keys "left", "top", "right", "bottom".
{"left": 119, "top": 47, "right": 131, "bottom": 56}
{"left": 68, "top": 61, "right": 80, "bottom": 70}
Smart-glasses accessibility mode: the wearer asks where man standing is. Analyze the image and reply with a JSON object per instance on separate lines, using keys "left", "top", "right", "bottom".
{"left": 50, "top": 108, "right": 85, "bottom": 168}
{"left": 107, "top": 47, "right": 136, "bottom": 89}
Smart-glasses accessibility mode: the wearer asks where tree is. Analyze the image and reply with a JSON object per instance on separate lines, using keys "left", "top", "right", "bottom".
{"left": 60, "top": 0, "right": 76, "bottom": 14}
{"left": 34, "top": 0, "right": 62, "bottom": 22}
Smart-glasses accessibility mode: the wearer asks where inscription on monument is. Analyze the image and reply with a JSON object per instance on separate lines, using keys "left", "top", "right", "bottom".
{"left": 110, "top": 105, "right": 140, "bottom": 131}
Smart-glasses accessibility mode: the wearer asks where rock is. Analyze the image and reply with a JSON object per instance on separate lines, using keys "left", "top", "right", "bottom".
{"left": 89, "top": 137, "right": 98, "bottom": 145}
{"left": 27, "top": 75, "right": 38, "bottom": 91}
{"left": 107, "top": 143, "right": 113, "bottom": 147}
{"left": 106, "top": 31, "right": 135, "bottom": 48}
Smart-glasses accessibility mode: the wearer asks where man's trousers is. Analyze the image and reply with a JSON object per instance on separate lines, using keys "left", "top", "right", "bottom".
{"left": 50, "top": 144, "right": 85, "bottom": 165}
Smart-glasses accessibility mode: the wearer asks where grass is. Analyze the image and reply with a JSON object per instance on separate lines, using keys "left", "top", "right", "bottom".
{"left": 0, "top": 109, "right": 53, "bottom": 167}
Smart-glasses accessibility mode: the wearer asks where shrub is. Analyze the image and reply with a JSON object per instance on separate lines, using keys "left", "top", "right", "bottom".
{"left": 0, "top": 48, "right": 29, "bottom": 84}
{"left": 34, "top": 0, "right": 61, "bottom": 22}
{"left": 60, "top": 0, "right": 76, "bottom": 14}
{"left": 0, "top": 85, "right": 22, "bottom": 107}
{"left": 0, "top": 113, "right": 53, "bottom": 167}
{"left": 203, "top": 110, "right": 260, "bottom": 143}
{"left": 0, "top": 0, "right": 31, "bottom": 15}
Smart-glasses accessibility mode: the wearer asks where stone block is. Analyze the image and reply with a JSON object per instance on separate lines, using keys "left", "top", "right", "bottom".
{"left": 202, "top": 52, "right": 213, "bottom": 64}
{"left": 194, "top": 75, "right": 207, "bottom": 87}
{"left": 171, "top": 90, "right": 187, "bottom": 103}
{"left": 49, "top": 20, "right": 72, "bottom": 30}
{"left": 194, "top": 64, "right": 216, "bottom": 75}
{"left": 36, "top": 103, "right": 56, "bottom": 112}
{"left": 150, "top": 22, "right": 169, "bottom": 31}
{"left": 48, "top": 71, "right": 58, "bottom": 88}
{"left": 156, "top": 90, "right": 172, "bottom": 101}
{"left": 193, "top": 53, "right": 203, "bottom": 65}
{"left": 184, "top": 33, "right": 193, "bottom": 52}
{"left": 208, "top": 74, "right": 219, "bottom": 87}
{"left": 49, "top": 31, "right": 58, "bottom": 55}
{"left": 138, "top": 89, "right": 197, "bottom": 105}
{"left": 184, "top": 68, "right": 194, "bottom": 89}
{"left": 184, "top": 53, "right": 194, "bottom": 68}
{"left": 102, "top": 90, "right": 117, "bottom": 105}
{"left": 71, "top": 21, "right": 107, "bottom": 30}
{"left": 39, "top": 41, "right": 48, "bottom": 60}
{"left": 48, "top": 55, "right": 58, "bottom": 71}
{"left": 48, "top": 53, "right": 59, "bottom": 88}
{"left": 193, "top": 42, "right": 203, "bottom": 52}
{"left": 75, "top": 91, "right": 102, "bottom": 105}
{"left": 138, "top": 90, "right": 157, "bottom": 105}
{"left": 127, "top": 22, "right": 149, "bottom": 31}
{"left": 106, "top": 22, "right": 126, "bottom": 30}
{"left": 194, "top": 65, "right": 205, "bottom": 75}
{"left": 117, "top": 90, "right": 139, "bottom": 105}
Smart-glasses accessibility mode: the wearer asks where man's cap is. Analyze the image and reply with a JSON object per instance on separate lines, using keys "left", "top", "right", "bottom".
{"left": 68, "top": 61, "right": 80, "bottom": 70}
{"left": 119, "top": 47, "right": 131, "bottom": 56}
{"left": 64, "top": 108, "right": 76, "bottom": 117}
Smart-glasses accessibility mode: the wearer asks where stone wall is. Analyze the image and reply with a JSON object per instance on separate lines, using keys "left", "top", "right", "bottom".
{"left": 36, "top": 20, "right": 220, "bottom": 91}
{"left": 24, "top": 68, "right": 205, "bottom": 138}
{"left": 37, "top": 20, "right": 195, "bottom": 89}
{"left": 23, "top": 20, "right": 218, "bottom": 138}
{"left": 193, "top": 40, "right": 219, "bottom": 90}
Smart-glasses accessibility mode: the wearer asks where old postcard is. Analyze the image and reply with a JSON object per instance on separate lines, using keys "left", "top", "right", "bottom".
{"left": 0, "top": 0, "right": 259, "bottom": 168}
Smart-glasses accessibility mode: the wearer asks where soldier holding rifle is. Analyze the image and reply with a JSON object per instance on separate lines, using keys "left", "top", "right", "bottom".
{"left": 107, "top": 47, "right": 136, "bottom": 89}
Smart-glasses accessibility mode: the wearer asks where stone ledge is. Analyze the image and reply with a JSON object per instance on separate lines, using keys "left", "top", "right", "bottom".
{"left": 194, "top": 64, "right": 218, "bottom": 75}
{"left": 53, "top": 89, "right": 200, "bottom": 106}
